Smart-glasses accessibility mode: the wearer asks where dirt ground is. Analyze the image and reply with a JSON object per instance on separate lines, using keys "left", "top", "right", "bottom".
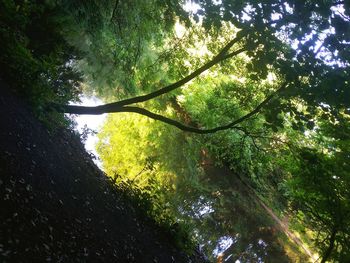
{"left": 0, "top": 82, "right": 206, "bottom": 263}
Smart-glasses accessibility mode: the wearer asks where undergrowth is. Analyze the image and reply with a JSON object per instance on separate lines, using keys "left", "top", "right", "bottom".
{"left": 107, "top": 174, "right": 196, "bottom": 253}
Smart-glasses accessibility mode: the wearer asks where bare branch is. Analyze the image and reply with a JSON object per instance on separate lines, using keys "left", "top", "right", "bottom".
{"left": 59, "top": 84, "right": 286, "bottom": 134}
{"left": 110, "top": 0, "right": 120, "bottom": 24}
{"left": 60, "top": 84, "right": 286, "bottom": 134}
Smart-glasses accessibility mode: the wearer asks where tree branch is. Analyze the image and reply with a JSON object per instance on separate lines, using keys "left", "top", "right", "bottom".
{"left": 54, "top": 46, "right": 246, "bottom": 114}
{"left": 110, "top": 0, "right": 120, "bottom": 23}
{"left": 106, "top": 51, "right": 247, "bottom": 109}
{"left": 53, "top": 31, "right": 250, "bottom": 116}
{"left": 90, "top": 34, "right": 247, "bottom": 109}
{"left": 61, "top": 83, "right": 286, "bottom": 134}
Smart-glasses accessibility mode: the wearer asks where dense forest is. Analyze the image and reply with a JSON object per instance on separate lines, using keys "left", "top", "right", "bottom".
{"left": 1, "top": 0, "right": 349, "bottom": 262}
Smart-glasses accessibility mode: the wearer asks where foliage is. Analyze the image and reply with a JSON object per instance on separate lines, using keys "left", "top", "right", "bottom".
{"left": 109, "top": 174, "right": 196, "bottom": 251}
{"left": 285, "top": 134, "right": 350, "bottom": 261}
{"left": 90, "top": 2, "right": 350, "bottom": 259}
{"left": 0, "top": 0, "right": 82, "bottom": 108}
{"left": 190, "top": 0, "right": 350, "bottom": 130}
{"left": 2, "top": 0, "right": 350, "bottom": 261}
{"left": 60, "top": 0, "right": 185, "bottom": 99}
{"left": 96, "top": 107, "right": 204, "bottom": 248}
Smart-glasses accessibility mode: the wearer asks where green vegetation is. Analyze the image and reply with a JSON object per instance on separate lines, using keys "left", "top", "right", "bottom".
{"left": 1, "top": 0, "right": 349, "bottom": 262}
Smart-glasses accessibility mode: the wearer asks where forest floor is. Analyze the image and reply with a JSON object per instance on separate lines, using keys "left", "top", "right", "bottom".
{"left": 0, "top": 82, "right": 206, "bottom": 263}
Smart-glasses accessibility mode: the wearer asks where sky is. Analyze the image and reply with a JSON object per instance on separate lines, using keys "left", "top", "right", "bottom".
{"left": 69, "top": 96, "right": 106, "bottom": 168}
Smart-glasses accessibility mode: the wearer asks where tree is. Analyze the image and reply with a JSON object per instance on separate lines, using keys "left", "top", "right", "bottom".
{"left": 287, "top": 147, "right": 350, "bottom": 262}
{"left": 2, "top": 0, "right": 349, "bottom": 261}
{"left": 49, "top": 1, "right": 350, "bottom": 261}
{"left": 55, "top": 0, "right": 349, "bottom": 138}
{"left": 56, "top": 31, "right": 287, "bottom": 134}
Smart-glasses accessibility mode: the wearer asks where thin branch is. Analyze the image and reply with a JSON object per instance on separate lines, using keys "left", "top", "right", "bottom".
{"left": 90, "top": 33, "right": 247, "bottom": 108}
{"left": 214, "top": 32, "right": 246, "bottom": 59}
{"left": 54, "top": 47, "right": 247, "bottom": 115}
{"left": 130, "top": 164, "right": 148, "bottom": 184}
{"left": 109, "top": 50, "right": 247, "bottom": 109}
{"left": 110, "top": 0, "right": 120, "bottom": 23}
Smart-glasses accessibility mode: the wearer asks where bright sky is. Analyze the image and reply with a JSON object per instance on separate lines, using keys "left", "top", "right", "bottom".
{"left": 69, "top": 96, "right": 106, "bottom": 168}
{"left": 183, "top": 1, "right": 201, "bottom": 13}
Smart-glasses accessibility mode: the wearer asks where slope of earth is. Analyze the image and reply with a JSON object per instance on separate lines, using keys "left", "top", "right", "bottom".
{"left": 0, "top": 82, "right": 205, "bottom": 263}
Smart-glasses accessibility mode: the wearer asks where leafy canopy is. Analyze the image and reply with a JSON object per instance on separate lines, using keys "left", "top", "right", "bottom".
{"left": 1, "top": 0, "right": 349, "bottom": 261}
